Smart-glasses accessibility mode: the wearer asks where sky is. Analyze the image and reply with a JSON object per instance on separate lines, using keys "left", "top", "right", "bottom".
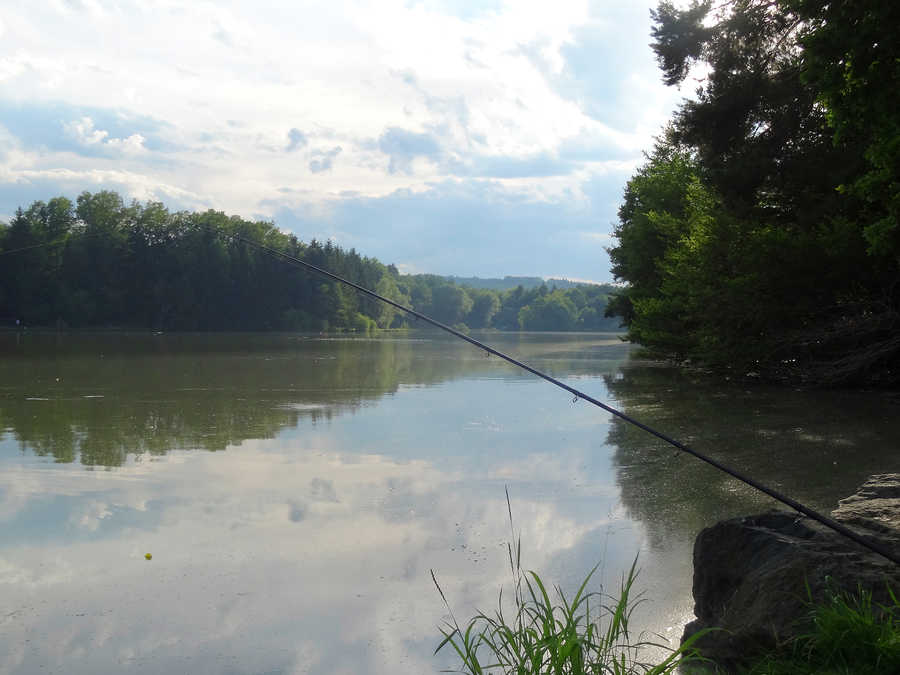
{"left": 0, "top": 0, "right": 684, "bottom": 283}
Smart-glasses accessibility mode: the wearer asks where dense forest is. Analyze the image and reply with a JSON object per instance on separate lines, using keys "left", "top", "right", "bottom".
{"left": 606, "top": 0, "right": 899, "bottom": 386}
{"left": 0, "top": 190, "right": 618, "bottom": 333}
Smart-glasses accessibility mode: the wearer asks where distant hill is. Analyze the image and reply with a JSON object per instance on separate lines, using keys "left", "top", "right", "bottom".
{"left": 447, "top": 275, "right": 611, "bottom": 292}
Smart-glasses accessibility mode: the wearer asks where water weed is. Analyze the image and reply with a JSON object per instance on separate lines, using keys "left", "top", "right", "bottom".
{"left": 432, "top": 489, "right": 708, "bottom": 674}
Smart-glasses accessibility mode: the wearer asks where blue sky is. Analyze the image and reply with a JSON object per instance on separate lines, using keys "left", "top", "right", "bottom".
{"left": 0, "top": 0, "right": 683, "bottom": 282}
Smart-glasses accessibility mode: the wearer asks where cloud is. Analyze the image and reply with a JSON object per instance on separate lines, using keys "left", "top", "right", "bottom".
{"left": 413, "top": 0, "right": 505, "bottom": 21}
{"left": 64, "top": 116, "right": 109, "bottom": 145}
{"left": 395, "top": 69, "right": 475, "bottom": 145}
{"left": 309, "top": 145, "right": 341, "bottom": 174}
{"left": 449, "top": 151, "right": 575, "bottom": 178}
{"left": 0, "top": 101, "right": 175, "bottom": 157}
{"left": 0, "top": 433, "right": 640, "bottom": 674}
{"left": 286, "top": 127, "right": 307, "bottom": 152}
{"left": 557, "top": 127, "right": 634, "bottom": 163}
{"left": 378, "top": 127, "right": 442, "bottom": 174}
{"left": 212, "top": 26, "right": 235, "bottom": 47}
{"left": 0, "top": 1, "right": 677, "bottom": 279}
{"left": 287, "top": 501, "right": 306, "bottom": 522}
{"left": 0, "top": 167, "right": 209, "bottom": 221}
{"left": 64, "top": 116, "right": 146, "bottom": 155}
{"left": 524, "top": 1, "right": 681, "bottom": 134}
{"left": 69, "top": 500, "right": 113, "bottom": 531}
{"left": 269, "top": 174, "right": 629, "bottom": 281}
{"left": 310, "top": 477, "right": 338, "bottom": 502}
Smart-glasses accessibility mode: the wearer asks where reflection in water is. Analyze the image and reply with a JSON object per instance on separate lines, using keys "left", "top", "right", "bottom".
{"left": 1, "top": 331, "right": 645, "bottom": 674}
{"left": 605, "top": 362, "right": 900, "bottom": 549}
{"left": 1, "top": 332, "right": 896, "bottom": 674}
{"left": 0, "top": 332, "right": 629, "bottom": 467}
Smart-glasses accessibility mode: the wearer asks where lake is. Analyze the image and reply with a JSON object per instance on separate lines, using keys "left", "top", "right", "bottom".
{"left": 1, "top": 331, "right": 897, "bottom": 674}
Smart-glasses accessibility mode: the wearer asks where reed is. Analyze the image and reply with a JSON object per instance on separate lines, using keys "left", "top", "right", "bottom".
{"left": 432, "top": 489, "right": 709, "bottom": 674}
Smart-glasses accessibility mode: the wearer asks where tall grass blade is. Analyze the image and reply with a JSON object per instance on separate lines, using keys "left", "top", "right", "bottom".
{"left": 434, "top": 493, "right": 706, "bottom": 674}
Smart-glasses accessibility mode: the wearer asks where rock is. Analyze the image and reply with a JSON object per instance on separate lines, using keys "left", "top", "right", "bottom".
{"left": 681, "top": 474, "right": 900, "bottom": 672}
{"left": 832, "top": 474, "right": 900, "bottom": 535}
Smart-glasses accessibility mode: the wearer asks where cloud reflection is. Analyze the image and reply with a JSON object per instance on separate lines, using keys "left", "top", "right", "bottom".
{"left": 1, "top": 334, "right": 697, "bottom": 674}
{"left": 1, "top": 438, "right": 626, "bottom": 674}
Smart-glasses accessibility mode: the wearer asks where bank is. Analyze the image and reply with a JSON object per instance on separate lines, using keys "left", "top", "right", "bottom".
{"left": 682, "top": 473, "right": 900, "bottom": 673}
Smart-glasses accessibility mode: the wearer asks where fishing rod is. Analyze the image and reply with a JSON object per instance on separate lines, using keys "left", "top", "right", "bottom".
{"left": 1, "top": 226, "right": 895, "bottom": 565}
{"left": 231, "top": 233, "right": 900, "bottom": 568}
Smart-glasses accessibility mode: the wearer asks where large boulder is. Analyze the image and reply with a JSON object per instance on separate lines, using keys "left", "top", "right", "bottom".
{"left": 681, "top": 474, "right": 900, "bottom": 672}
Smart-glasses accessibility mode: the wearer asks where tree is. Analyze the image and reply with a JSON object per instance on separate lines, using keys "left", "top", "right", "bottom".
{"left": 518, "top": 292, "right": 577, "bottom": 331}
{"left": 0, "top": 191, "right": 412, "bottom": 334}
{"left": 604, "top": 1, "right": 900, "bottom": 382}
{"left": 789, "top": 0, "right": 900, "bottom": 259}
{"left": 467, "top": 289, "right": 501, "bottom": 328}
{"left": 0, "top": 198, "right": 76, "bottom": 324}
{"left": 373, "top": 272, "right": 409, "bottom": 328}
{"left": 430, "top": 284, "right": 473, "bottom": 326}
{"left": 607, "top": 140, "right": 699, "bottom": 329}
{"left": 66, "top": 191, "right": 130, "bottom": 325}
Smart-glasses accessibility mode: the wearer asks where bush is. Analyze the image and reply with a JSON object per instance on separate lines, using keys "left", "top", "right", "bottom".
{"left": 350, "top": 312, "right": 377, "bottom": 334}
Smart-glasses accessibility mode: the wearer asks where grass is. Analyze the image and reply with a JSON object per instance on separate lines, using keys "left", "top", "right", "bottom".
{"left": 740, "top": 583, "right": 900, "bottom": 675}
{"left": 431, "top": 489, "right": 709, "bottom": 674}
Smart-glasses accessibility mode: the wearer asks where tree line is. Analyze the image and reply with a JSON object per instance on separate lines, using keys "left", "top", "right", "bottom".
{"left": 447, "top": 275, "right": 596, "bottom": 292}
{"left": 606, "top": 0, "right": 899, "bottom": 386}
{"left": 0, "top": 191, "right": 617, "bottom": 333}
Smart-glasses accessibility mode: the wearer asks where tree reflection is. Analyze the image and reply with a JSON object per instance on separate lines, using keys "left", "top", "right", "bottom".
{"left": 0, "top": 332, "right": 628, "bottom": 468}
{"left": 603, "top": 361, "right": 900, "bottom": 550}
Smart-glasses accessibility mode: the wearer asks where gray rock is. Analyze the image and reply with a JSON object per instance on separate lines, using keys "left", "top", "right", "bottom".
{"left": 681, "top": 474, "right": 900, "bottom": 672}
{"left": 832, "top": 473, "right": 900, "bottom": 536}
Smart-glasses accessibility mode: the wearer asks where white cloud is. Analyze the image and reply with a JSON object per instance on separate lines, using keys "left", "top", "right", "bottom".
{"left": 63, "top": 116, "right": 146, "bottom": 154}
{"left": 0, "top": 0, "right": 679, "bottom": 279}
{"left": 0, "top": 440, "right": 613, "bottom": 673}
{"left": 70, "top": 499, "right": 112, "bottom": 531}
{"left": 64, "top": 116, "right": 108, "bottom": 145}
{"left": 0, "top": 166, "right": 209, "bottom": 215}
{"left": 0, "top": 55, "right": 26, "bottom": 82}
{"left": 107, "top": 133, "right": 145, "bottom": 153}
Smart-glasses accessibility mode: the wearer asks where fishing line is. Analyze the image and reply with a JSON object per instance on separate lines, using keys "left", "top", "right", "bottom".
{"left": 0, "top": 231, "right": 104, "bottom": 257}
{"left": 232, "top": 234, "right": 900, "bottom": 568}
{"left": 2, "top": 227, "right": 894, "bottom": 565}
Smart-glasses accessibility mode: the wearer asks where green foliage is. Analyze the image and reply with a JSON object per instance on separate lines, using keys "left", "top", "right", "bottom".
{"left": 1, "top": 191, "right": 618, "bottom": 334}
{"left": 432, "top": 284, "right": 475, "bottom": 326}
{"left": 607, "top": 0, "right": 900, "bottom": 383}
{"left": 452, "top": 322, "right": 471, "bottom": 335}
{"left": 741, "top": 585, "right": 900, "bottom": 675}
{"left": 606, "top": 142, "right": 699, "bottom": 350}
{"left": 468, "top": 289, "right": 502, "bottom": 329}
{"left": 350, "top": 312, "right": 377, "bottom": 334}
{"left": 650, "top": 1, "right": 713, "bottom": 86}
{"left": 789, "top": 0, "right": 900, "bottom": 259}
{"left": 518, "top": 291, "right": 578, "bottom": 331}
{"left": 433, "top": 492, "right": 708, "bottom": 674}
{"left": 0, "top": 191, "right": 400, "bottom": 333}
{"left": 447, "top": 276, "right": 594, "bottom": 292}
{"left": 373, "top": 273, "right": 409, "bottom": 328}
{"left": 398, "top": 275, "right": 619, "bottom": 332}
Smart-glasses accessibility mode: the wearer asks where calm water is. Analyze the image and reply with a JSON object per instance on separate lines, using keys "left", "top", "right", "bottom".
{"left": 1, "top": 332, "right": 897, "bottom": 674}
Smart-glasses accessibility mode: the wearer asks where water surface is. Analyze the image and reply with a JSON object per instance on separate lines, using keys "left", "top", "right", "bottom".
{"left": 1, "top": 332, "right": 897, "bottom": 674}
